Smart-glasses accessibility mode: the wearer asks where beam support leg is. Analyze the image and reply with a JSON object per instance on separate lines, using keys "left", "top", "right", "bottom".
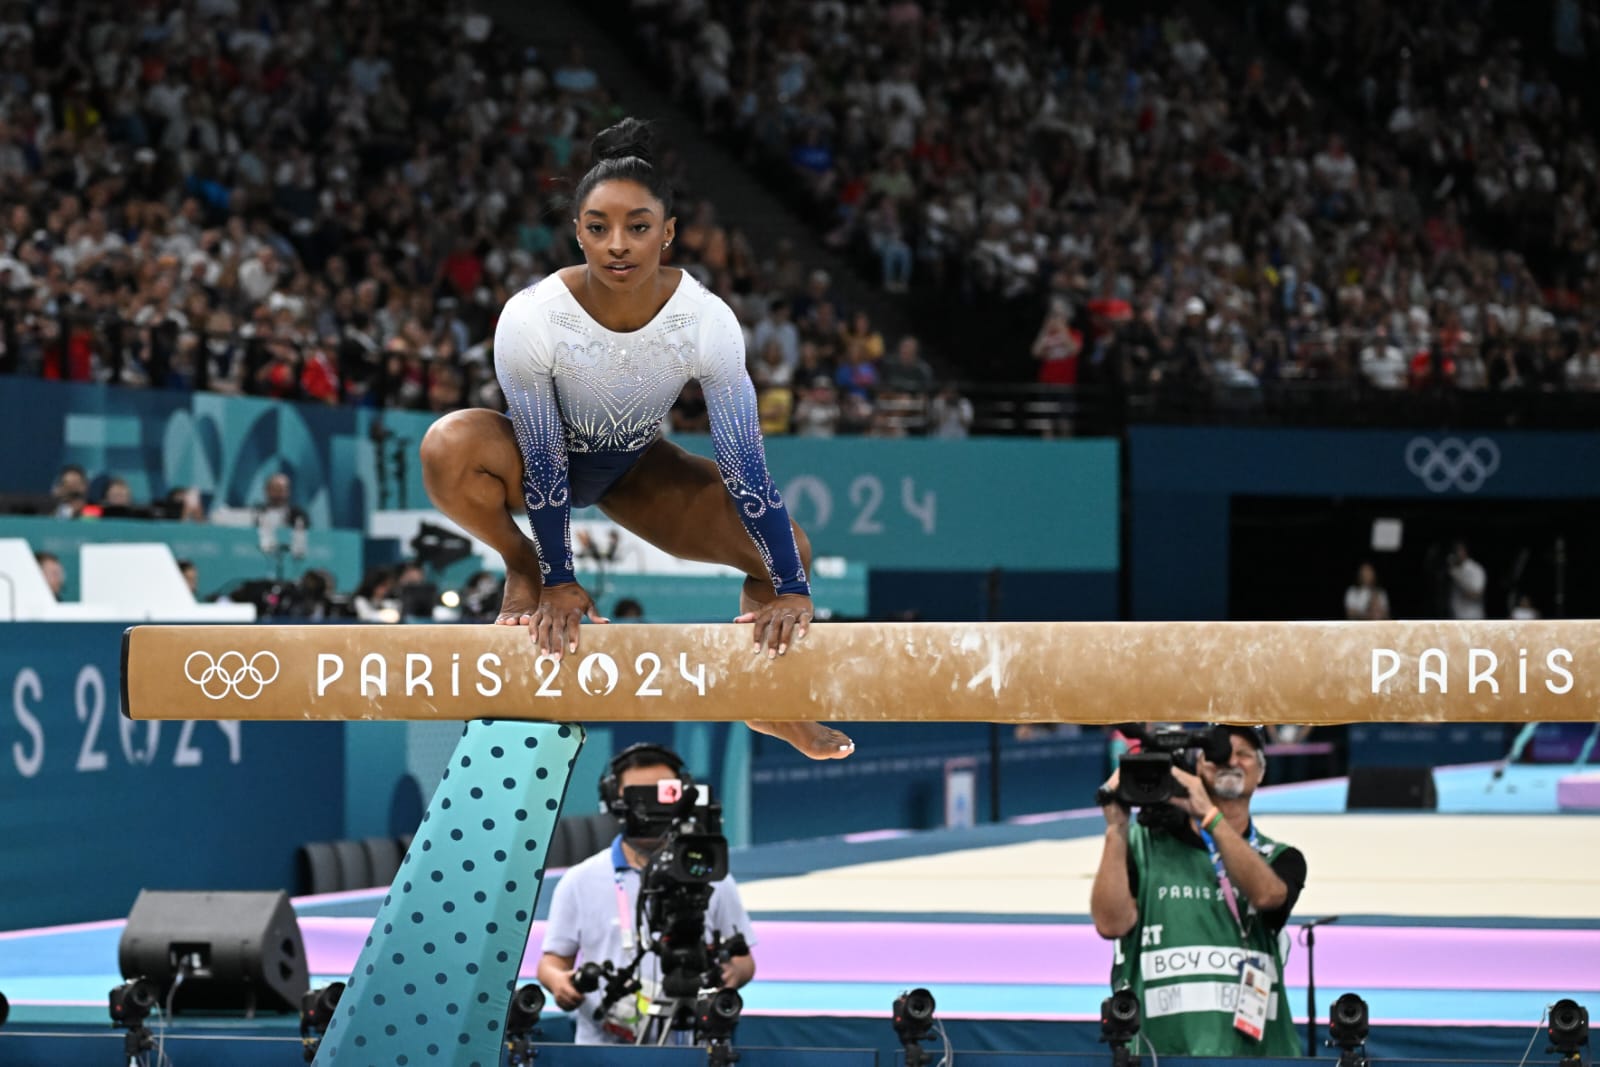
{"left": 314, "top": 719, "right": 583, "bottom": 1066}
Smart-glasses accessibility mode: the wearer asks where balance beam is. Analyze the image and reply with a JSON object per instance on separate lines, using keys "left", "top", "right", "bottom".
{"left": 122, "top": 619, "right": 1600, "bottom": 724}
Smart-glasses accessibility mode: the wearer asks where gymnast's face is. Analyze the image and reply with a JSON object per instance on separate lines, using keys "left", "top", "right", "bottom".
{"left": 1201, "top": 734, "right": 1263, "bottom": 801}
{"left": 575, "top": 180, "right": 676, "bottom": 293}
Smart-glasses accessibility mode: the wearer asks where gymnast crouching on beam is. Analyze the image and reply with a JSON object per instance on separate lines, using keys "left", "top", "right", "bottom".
{"left": 421, "top": 117, "right": 853, "bottom": 761}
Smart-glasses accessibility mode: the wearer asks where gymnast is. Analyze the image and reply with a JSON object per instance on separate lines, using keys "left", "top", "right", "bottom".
{"left": 421, "top": 118, "right": 853, "bottom": 761}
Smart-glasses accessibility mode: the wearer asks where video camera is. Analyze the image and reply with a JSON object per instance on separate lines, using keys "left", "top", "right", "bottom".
{"left": 621, "top": 778, "right": 732, "bottom": 1000}
{"left": 1100, "top": 724, "right": 1236, "bottom": 831}
{"left": 588, "top": 773, "right": 748, "bottom": 1045}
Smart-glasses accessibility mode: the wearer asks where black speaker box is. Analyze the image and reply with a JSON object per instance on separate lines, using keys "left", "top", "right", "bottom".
{"left": 118, "top": 890, "right": 308, "bottom": 1015}
{"left": 1346, "top": 766, "right": 1438, "bottom": 810}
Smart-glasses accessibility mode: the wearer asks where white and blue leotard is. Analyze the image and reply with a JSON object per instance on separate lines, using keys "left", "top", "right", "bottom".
{"left": 494, "top": 271, "right": 808, "bottom": 596}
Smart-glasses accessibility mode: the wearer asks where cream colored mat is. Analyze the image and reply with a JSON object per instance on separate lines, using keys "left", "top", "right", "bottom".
{"left": 739, "top": 815, "right": 1600, "bottom": 920}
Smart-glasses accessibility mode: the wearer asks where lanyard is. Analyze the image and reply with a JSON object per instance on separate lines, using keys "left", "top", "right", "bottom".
{"left": 609, "top": 836, "right": 637, "bottom": 954}
{"left": 1196, "top": 820, "right": 1259, "bottom": 938}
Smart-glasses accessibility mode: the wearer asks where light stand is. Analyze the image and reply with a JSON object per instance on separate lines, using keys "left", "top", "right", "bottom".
{"left": 504, "top": 983, "right": 545, "bottom": 1065}
{"left": 1100, "top": 989, "right": 1142, "bottom": 1067}
{"left": 1300, "top": 914, "right": 1341, "bottom": 1056}
{"left": 1546, "top": 998, "right": 1590, "bottom": 1064}
{"left": 695, "top": 988, "right": 743, "bottom": 1067}
{"left": 892, "top": 988, "right": 938, "bottom": 1067}
{"left": 109, "top": 979, "right": 159, "bottom": 1067}
{"left": 299, "top": 982, "right": 344, "bottom": 1063}
{"left": 1327, "top": 992, "right": 1370, "bottom": 1067}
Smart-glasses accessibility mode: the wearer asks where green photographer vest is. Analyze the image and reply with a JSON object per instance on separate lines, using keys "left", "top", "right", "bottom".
{"left": 1110, "top": 822, "right": 1300, "bottom": 1056}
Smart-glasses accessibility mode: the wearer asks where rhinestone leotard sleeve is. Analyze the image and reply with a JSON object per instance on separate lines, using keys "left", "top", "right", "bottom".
{"left": 494, "top": 290, "right": 577, "bottom": 585}
{"left": 696, "top": 299, "right": 810, "bottom": 596}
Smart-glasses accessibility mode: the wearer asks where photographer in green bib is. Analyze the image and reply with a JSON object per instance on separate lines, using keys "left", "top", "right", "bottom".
{"left": 1090, "top": 725, "right": 1307, "bottom": 1056}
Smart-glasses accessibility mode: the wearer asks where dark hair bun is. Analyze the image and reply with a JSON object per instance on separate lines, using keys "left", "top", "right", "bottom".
{"left": 591, "top": 117, "right": 656, "bottom": 165}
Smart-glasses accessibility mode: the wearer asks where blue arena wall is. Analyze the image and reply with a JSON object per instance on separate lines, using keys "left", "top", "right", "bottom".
{"left": 1129, "top": 425, "right": 1600, "bottom": 620}
{"left": 0, "top": 380, "right": 1124, "bottom": 620}
{"left": 0, "top": 623, "right": 344, "bottom": 930}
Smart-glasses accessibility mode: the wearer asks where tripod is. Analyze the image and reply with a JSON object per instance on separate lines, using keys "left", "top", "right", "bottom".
{"left": 123, "top": 1023, "right": 156, "bottom": 1066}
{"left": 635, "top": 996, "right": 697, "bottom": 1047}
{"left": 1107, "top": 1042, "right": 1140, "bottom": 1067}
{"left": 1334, "top": 1048, "right": 1369, "bottom": 1067}
{"left": 504, "top": 1035, "right": 540, "bottom": 1065}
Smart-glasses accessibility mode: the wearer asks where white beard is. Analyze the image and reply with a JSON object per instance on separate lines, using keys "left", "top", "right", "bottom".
{"left": 1212, "top": 770, "right": 1247, "bottom": 799}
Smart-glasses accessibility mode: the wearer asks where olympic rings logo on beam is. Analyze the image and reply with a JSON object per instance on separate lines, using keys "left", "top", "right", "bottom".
{"left": 184, "top": 650, "right": 281, "bottom": 700}
{"left": 1404, "top": 436, "right": 1501, "bottom": 493}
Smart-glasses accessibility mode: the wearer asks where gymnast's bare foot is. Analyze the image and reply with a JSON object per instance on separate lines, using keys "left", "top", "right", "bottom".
{"left": 495, "top": 567, "right": 541, "bottom": 626}
{"left": 747, "top": 720, "right": 855, "bottom": 760}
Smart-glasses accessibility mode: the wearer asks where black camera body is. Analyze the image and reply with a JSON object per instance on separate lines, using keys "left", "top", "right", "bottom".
{"left": 618, "top": 779, "right": 734, "bottom": 1002}
{"left": 1116, "top": 726, "right": 1234, "bottom": 806}
{"left": 1098, "top": 725, "right": 1237, "bottom": 833}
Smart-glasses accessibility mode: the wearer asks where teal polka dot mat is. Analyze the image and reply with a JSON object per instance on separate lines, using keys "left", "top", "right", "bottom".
{"left": 313, "top": 719, "right": 584, "bottom": 1066}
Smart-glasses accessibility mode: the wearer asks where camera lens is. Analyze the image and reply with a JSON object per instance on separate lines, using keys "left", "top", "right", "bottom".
{"left": 572, "top": 962, "right": 603, "bottom": 993}
{"left": 903, "top": 988, "right": 935, "bottom": 1023}
{"left": 1107, "top": 989, "right": 1139, "bottom": 1024}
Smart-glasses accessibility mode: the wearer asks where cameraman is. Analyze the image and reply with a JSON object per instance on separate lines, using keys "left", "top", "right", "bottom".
{"left": 1089, "top": 726, "right": 1306, "bottom": 1056}
{"left": 537, "top": 744, "right": 756, "bottom": 1044}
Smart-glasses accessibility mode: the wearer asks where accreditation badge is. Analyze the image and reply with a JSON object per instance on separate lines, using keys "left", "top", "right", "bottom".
{"left": 1232, "top": 957, "right": 1272, "bottom": 1040}
{"left": 601, "top": 983, "right": 653, "bottom": 1044}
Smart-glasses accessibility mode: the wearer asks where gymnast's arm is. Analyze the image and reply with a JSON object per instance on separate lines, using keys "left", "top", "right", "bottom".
{"left": 1090, "top": 770, "right": 1139, "bottom": 939}
{"left": 696, "top": 301, "right": 809, "bottom": 596}
{"left": 494, "top": 296, "right": 576, "bottom": 587}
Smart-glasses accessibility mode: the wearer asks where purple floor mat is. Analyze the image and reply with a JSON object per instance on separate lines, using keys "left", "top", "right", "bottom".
{"left": 296, "top": 917, "right": 1600, "bottom": 992}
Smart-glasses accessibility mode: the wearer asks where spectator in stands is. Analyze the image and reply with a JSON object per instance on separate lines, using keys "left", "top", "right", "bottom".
{"left": 1359, "top": 326, "right": 1408, "bottom": 392}
{"left": 177, "top": 559, "right": 200, "bottom": 599}
{"left": 751, "top": 299, "right": 800, "bottom": 372}
{"left": 1091, "top": 726, "right": 1305, "bottom": 1056}
{"left": 757, "top": 378, "right": 795, "bottom": 436}
{"left": 928, "top": 383, "right": 974, "bottom": 439}
{"left": 1448, "top": 541, "right": 1488, "bottom": 620}
{"left": 286, "top": 569, "right": 334, "bottom": 621}
{"left": 751, "top": 340, "right": 793, "bottom": 392}
{"left": 612, "top": 598, "right": 646, "bottom": 622}
{"left": 163, "top": 487, "right": 207, "bottom": 523}
{"left": 1344, "top": 562, "right": 1392, "bottom": 620}
{"left": 538, "top": 744, "right": 755, "bottom": 1045}
{"left": 51, "top": 465, "right": 88, "bottom": 520}
{"left": 101, "top": 476, "right": 133, "bottom": 510}
{"left": 1033, "top": 307, "right": 1082, "bottom": 385}
{"left": 840, "top": 310, "right": 884, "bottom": 365}
{"left": 1568, "top": 335, "right": 1600, "bottom": 390}
{"left": 34, "top": 550, "right": 64, "bottom": 601}
{"left": 834, "top": 340, "right": 880, "bottom": 403}
{"left": 353, "top": 566, "right": 398, "bottom": 623}
{"left": 793, "top": 377, "right": 842, "bottom": 437}
{"left": 878, "top": 336, "right": 933, "bottom": 398}
{"left": 253, "top": 473, "right": 309, "bottom": 530}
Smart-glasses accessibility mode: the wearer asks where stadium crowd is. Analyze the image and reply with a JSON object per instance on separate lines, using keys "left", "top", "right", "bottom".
{"left": 0, "top": 0, "right": 944, "bottom": 437}
{"left": 627, "top": 0, "right": 1600, "bottom": 395}
{"left": 1, "top": 0, "right": 1598, "bottom": 436}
